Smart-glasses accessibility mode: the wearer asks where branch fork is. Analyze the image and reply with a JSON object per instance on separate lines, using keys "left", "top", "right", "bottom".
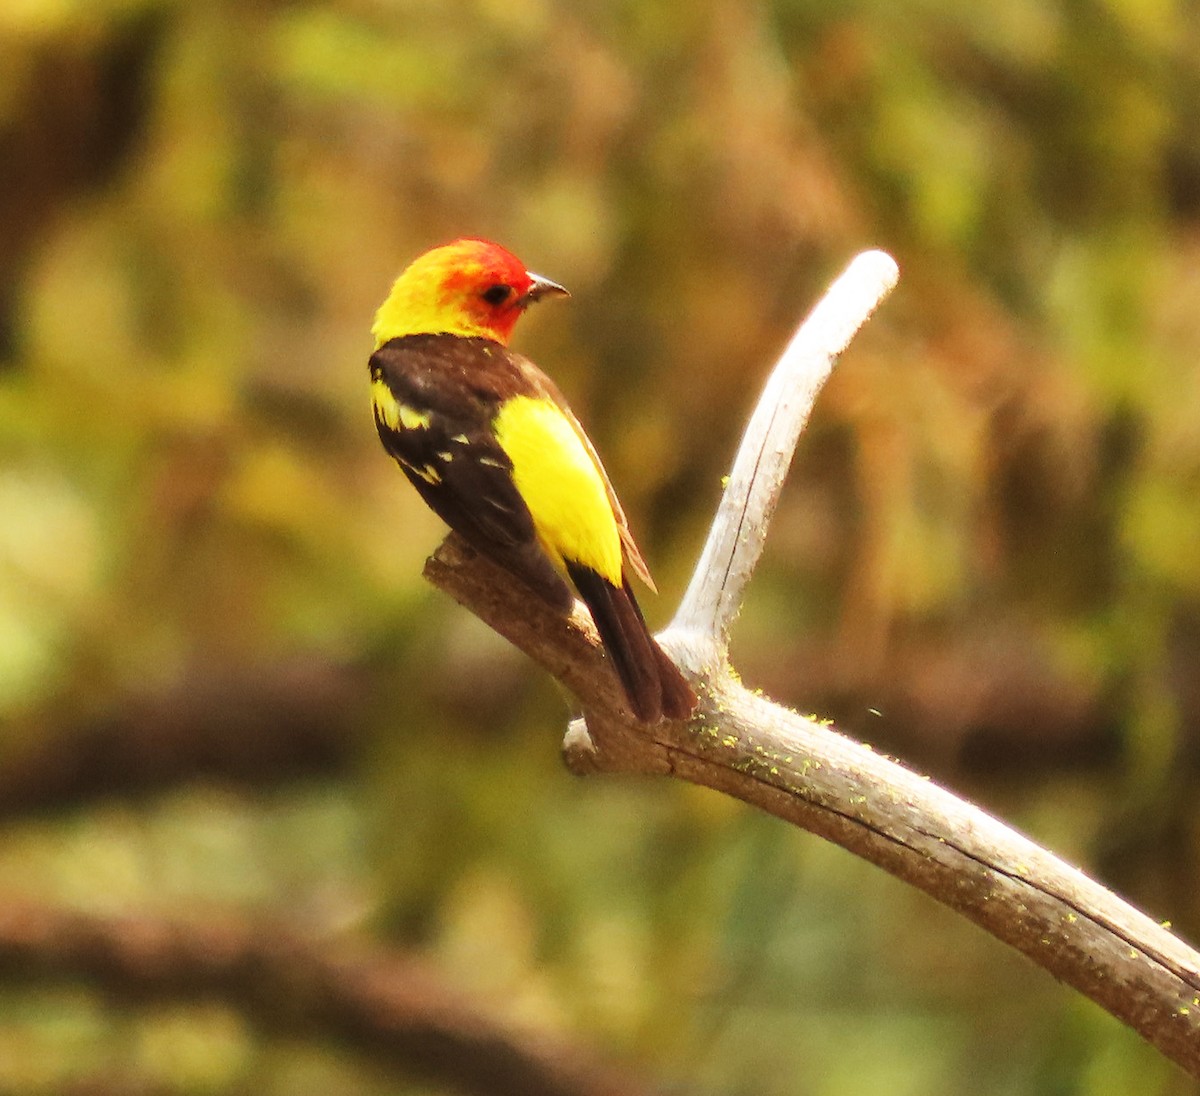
{"left": 425, "top": 251, "right": 1200, "bottom": 1077}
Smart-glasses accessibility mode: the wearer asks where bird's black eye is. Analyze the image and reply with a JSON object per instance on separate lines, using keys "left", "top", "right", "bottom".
{"left": 481, "top": 284, "right": 512, "bottom": 306}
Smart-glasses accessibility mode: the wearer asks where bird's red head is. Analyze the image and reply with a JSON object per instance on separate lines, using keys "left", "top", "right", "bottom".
{"left": 372, "top": 238, "right": 568, "bottom": 348}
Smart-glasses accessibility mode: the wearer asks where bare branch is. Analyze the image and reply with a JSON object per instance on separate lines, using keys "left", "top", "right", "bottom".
{"left": 665, "top": 681, "right": 1200, "bottom": 1067}
{"left": 428, "top": 534, "right": 1200, "bottom": 1077}
{"left": 669, "top": 250, "right": 898, "bottom": 666}
{"left": 424, "top": 249, "right": 1200, "bottom": 1078}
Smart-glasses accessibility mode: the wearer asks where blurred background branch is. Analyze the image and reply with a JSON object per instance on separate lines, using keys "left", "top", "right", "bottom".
{"left": 0, "top": 658, "right": 366, "bottom": 819}
{"left": 0, "top": 897, "right": 660, "bottom": 1096}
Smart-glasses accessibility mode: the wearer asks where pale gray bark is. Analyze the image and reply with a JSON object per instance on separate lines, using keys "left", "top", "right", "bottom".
{"left": 425, "top": 251, "right": 1200, "bottom": 1078}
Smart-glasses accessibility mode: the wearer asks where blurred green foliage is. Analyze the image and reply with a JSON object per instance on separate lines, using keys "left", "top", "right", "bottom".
{"left": 1, "top": 0, "right": 1199, "bottom": 1092}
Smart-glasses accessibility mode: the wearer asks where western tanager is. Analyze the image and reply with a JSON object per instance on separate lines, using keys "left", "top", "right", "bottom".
{"left": 369, "top": 238, "right": 695, "bottom": 722}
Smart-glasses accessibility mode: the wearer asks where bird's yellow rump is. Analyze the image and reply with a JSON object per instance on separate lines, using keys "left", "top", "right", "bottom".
{"left": 368, "top": 237, "right": 694, "bottom": 723}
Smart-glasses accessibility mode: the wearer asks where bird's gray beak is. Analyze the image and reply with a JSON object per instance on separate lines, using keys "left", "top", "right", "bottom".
{"left": 519, "top": 272, "right": 570, "bottom": 306}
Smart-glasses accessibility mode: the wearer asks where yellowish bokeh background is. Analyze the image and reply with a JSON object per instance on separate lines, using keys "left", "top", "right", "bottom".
{"left": 2, "top": 0, "right": 1199, "bottom": 1092}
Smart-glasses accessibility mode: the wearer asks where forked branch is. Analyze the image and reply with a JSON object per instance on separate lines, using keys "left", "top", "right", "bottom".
{"left": 425, "top": 251, "right": 1200, "bottom": 1077}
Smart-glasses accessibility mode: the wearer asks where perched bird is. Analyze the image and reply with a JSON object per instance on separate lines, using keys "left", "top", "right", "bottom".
{"left": 369, "top": 238, "right": 695, "bottom": 722}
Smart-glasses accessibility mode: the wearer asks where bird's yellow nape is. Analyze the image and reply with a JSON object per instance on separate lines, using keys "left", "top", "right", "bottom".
{"left": 372, "top": 238, "right": 566, "bottom": 348}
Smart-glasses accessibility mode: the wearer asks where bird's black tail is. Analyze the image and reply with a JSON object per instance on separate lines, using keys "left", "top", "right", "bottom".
{"left": 566, "top": 562, "right": 696, "bottom": 723}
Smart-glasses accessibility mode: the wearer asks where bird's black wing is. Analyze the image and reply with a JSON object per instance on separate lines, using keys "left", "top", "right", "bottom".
{"left": 369, "top": 334, "right": 574, "bottom": 611}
